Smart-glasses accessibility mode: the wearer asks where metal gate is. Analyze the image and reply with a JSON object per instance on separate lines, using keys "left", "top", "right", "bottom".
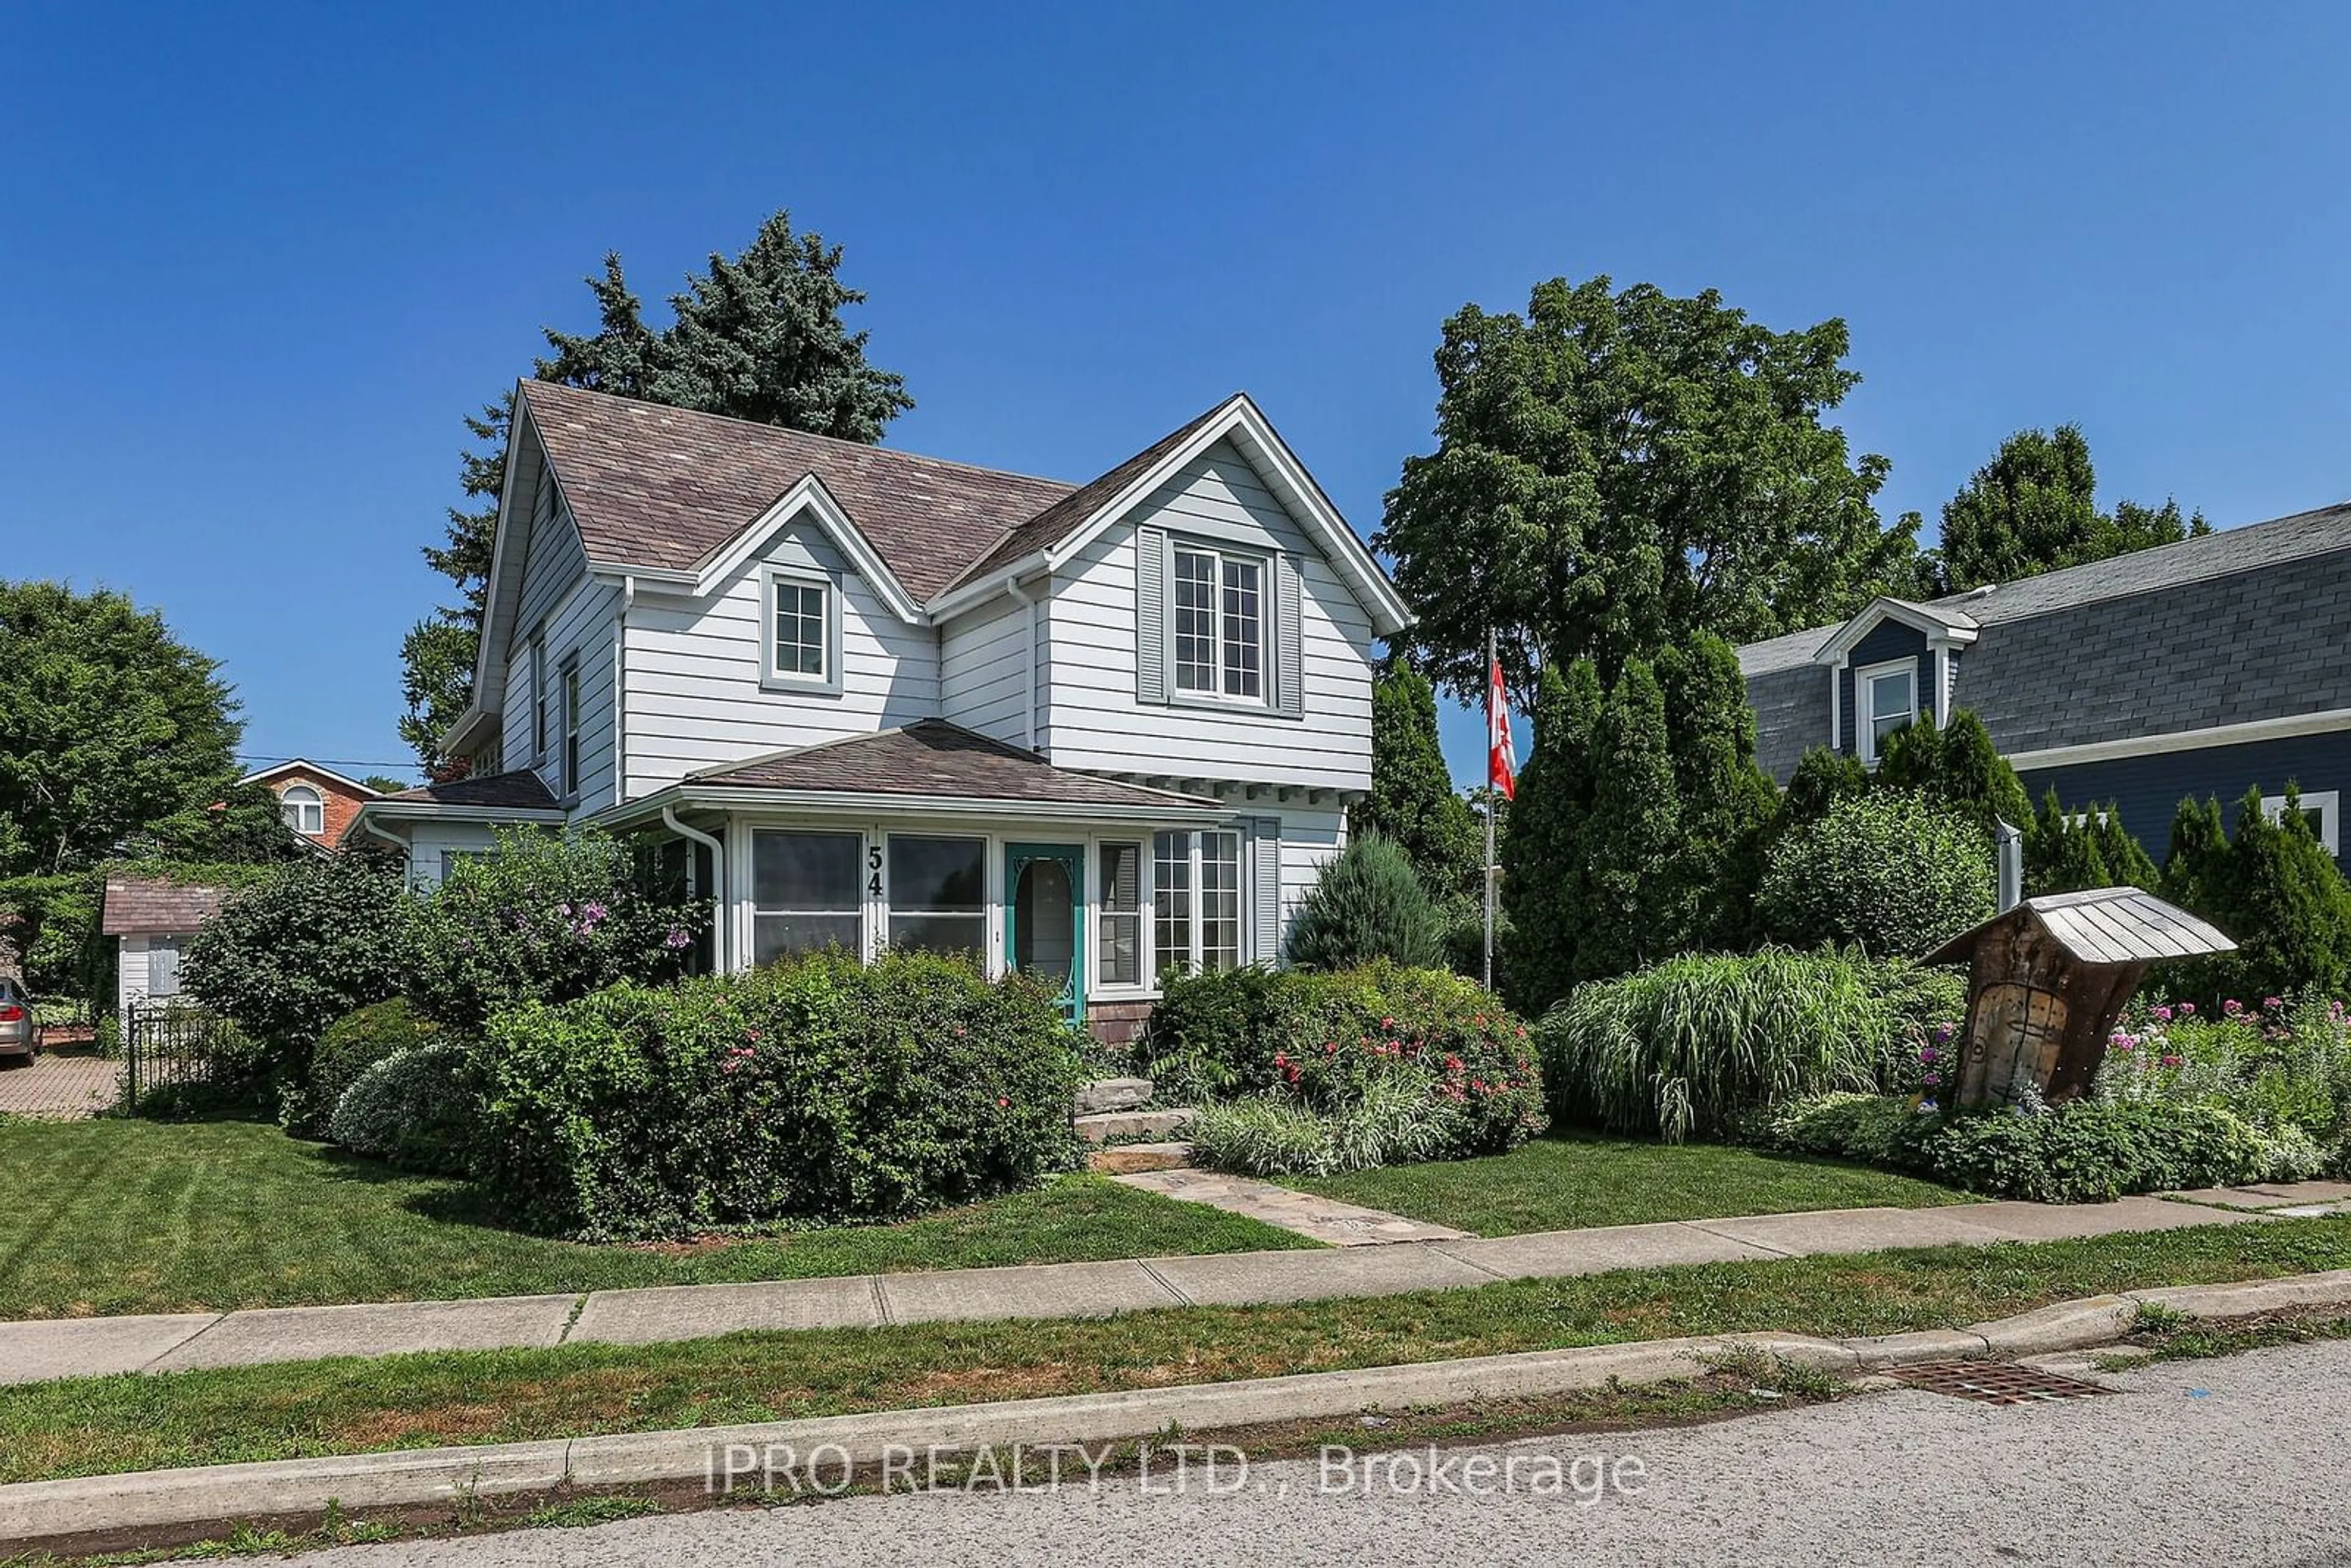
{"left": 121, "top": 999, "right": 227, "bottom": 1109}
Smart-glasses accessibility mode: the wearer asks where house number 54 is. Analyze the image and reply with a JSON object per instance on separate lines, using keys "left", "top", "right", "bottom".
{"left": 868, "top": 845, "right": 883, "bottom": 898}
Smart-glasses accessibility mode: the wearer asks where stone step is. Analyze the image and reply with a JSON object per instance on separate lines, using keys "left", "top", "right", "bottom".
{"left": 1074, "top": 1108, "right": 1196, "bottom": 1144}
{"left": 1087, "top": 1141, "right": 1193, "bottom": 1175}
{"left": 1075, "top": 1076, "right": 1153, "bottom": 1114}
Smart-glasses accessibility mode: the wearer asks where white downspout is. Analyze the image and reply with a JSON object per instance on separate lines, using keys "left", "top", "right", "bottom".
{"left": 1006, "top": 577, "right": 1039, "bottom": 752}
{"left": 353, "top": 813, "right": 422, "bottom": 891}
{"left": 662, "top": 806, "right": 729, "bottom": 972}
{"left": 613, "top": 576, "right": 636, "bottom": 809}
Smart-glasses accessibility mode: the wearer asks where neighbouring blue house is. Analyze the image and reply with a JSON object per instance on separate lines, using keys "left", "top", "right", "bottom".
{"left": 1736, "top": 501, "right": 2351, "bottom": 866}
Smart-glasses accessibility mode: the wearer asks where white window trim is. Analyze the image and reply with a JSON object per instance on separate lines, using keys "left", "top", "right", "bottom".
{"left": 761, "top": 566, "right": 844, "bottom": 696}
{"left": 528, "top": 625, "right": 549, "bottom": 763}
{"left": 279, "top": 785, "right": 324, "bottom": 836}
{"left": 2263, "top": 790, "right": 2342, "bottom": 857}
{"left": 882, "top": 831, "right": 989, "bottom": 958}
{"left": 746, "top": 826, "right": 871, "bottom": 966}
{"left": 1855, "top": 656, "right": 1918, "bottom": 766}
{"left": 1152, "top": 827, "right": 1243, "bottom": 978}
{"left": 1091, "top": 837, "right": 1152, "bottom": 998}
{"left": 1168, "top": 541, "right": 1272, "bottom": 710}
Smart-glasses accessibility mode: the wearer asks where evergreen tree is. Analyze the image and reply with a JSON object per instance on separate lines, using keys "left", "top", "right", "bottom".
{"left": 400, "top": 212, "right": 913, "bottom": 771}
{"left": 2093, "top": 803, "right": 2161, "bottom": 891}
{"left": 1656, "top": 633, "right": 1779, "bottom": 948}
{"left": 1877, "top": 709, "right": 2031, "bottom": 844}
{"left": 2028, "top": 787, "right": 2110, "bottom": 895}
{"left": 1284, "top": 834, "right": 1445, "bottom": 971}
{"left": 1357, "top": 655, "right": 1480, "bottom": 902}
{"left": 2165, "top": 786, "right": 2351, "bottom": 1008}
{"left": 2162, "top": 794, "right": 2230, "bottom": 912}
{"left": 1779, "top": 746, "right": 1870, "bottom": 835}
{"left": 1578, "top": 659, "right": 1682, "bottom": 983}
{"left": 1500, "top": 661, "right": 1597, "bottom": 1015}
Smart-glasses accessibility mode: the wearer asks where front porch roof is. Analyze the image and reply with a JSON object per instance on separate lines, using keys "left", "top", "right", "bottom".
{"left": 602, "top": 721, "right": 1233, "bottom": 828}
{"left": 339, "top": 769, "right": 568, "bottom": 847}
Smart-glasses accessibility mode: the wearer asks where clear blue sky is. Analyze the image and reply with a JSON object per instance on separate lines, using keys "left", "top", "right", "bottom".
{"left": 4, "top": 1, "right": 2346, "bottom": 787}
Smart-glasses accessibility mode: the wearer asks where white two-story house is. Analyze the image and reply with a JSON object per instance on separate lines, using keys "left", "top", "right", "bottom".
{"left": 347, "top": 381, "right": 1410, "bottom": 1040}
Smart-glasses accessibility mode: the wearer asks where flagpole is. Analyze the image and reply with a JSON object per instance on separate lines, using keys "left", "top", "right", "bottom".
{"left": 1483, "top": 626, "right": 1497, "bottom": 992}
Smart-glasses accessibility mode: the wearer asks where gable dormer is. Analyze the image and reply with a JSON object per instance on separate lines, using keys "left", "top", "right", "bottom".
{"left": 1810, "top": 597, "right": 1981, "bottom": 764}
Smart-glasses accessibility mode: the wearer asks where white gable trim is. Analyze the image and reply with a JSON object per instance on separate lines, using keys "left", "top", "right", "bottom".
{"left": 1810, "top": 597, "right": 1980, "bottom": 666}
{"left": 925, "top": 396, "right": 1412, "bottom": 637}
{"left": 236, "top": 760, "right": 381, "bottom": 797}
{"left": 600, "top": 473, "right": 923, "bottom": 624}
{"left": 449, "top": 386, "right": 568, "bottom": 756}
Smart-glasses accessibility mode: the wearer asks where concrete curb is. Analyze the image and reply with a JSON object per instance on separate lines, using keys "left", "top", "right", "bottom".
{"left": 10, "top": 1267, "right": 2351, "bottom": 1544}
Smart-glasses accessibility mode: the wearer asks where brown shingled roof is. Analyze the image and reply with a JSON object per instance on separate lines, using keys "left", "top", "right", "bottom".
{"left": 521, "top": 381, "right": 1077, "bottom": 602}
{"left": 692, "top": 721, "right": 1221, "bottom": 811}
{"left": 102, "top": 877, "right": 226, "bottom": 936}
{"left": 946, "top": 397, "right": 1236, "bottom": 588}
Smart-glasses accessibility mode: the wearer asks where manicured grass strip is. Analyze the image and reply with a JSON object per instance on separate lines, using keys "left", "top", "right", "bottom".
{"left": 1285, "top": 1131, "right": 1970, "bottom": 1235}
{"left": 7, "top": 1214, "right": 2350, "bottom": 1485}
{"left": 0, "top": 1120, "right": 1313, "bottom": 1320}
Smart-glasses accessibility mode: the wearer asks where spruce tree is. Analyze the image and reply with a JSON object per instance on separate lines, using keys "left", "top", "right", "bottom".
{"left": 2170, "top": 785, "right": 2351, "bottom": 1008}
{"left": 1578, "top": 659, "right": 1682, "bottom": 983}
{"left": 1357, "top": 655, "right": 1481, "bottom": 902}
{"left": 1500, "top": 661, "right": 1599, "bottom": 1015}
{"left": 1284, "top": 834, "right": 1445, "bottom": 971}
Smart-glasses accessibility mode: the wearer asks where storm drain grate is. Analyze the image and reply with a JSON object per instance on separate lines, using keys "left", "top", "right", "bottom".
{"left": 1888, "top": 1360, "right": 2117, "bottom": 1405}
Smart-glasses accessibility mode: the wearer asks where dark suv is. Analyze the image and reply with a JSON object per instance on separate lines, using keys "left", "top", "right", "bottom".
{"left": 0, "top": 977, "right": 39, "bottom": 1064}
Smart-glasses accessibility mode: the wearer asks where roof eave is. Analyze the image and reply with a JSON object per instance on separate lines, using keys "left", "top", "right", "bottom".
{"left": 593, "top": 781, "right": 1231, "bottom": 833}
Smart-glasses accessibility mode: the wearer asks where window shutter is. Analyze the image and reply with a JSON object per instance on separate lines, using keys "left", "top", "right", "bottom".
{"left": 1252, "top": 816, "right": 1283, "bottom": 964}
{"left": 1275, "top": 552, "right": 1304, "bottom": 718}
{"left": 1135, "top": 525, "right": 1169, "bottom": 704}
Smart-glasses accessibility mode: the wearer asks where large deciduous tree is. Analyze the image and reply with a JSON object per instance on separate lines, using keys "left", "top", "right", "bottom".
{"left": 0, "top": 582, "right": 243, "bottom": 876}
{"left": 1920, "top": 424, "right": 2210, "bottom": 596}
{"left": 1377, "top": 276, "right": 1918, "bottom": 705}
{"left": 399, "top": 212, "right": 914, "bottom": 771}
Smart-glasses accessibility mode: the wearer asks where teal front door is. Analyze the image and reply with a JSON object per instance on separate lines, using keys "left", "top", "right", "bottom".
{"left": 1005, "top": 842, "right": 1084, "bottom": 1026}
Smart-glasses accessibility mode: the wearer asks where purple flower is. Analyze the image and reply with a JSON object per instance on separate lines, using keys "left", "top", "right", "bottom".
{"left": 2265, "top": 996, "right": 2285, "bottom": 1012}
{"left": 1932, "top": 1024, "right": 1955, "bottom": 1045}
{"left": 582, "top": 901, "right": 609, "bottom": 923}
{"left": 1922, "top": 1071, "right": 1941, "bottom": 1087}
{"left": 664, "top": 928, "right": 691, "bottom": 950}
{"left": 1918, "top": 1045, "right": 1938, "bottom": 1064}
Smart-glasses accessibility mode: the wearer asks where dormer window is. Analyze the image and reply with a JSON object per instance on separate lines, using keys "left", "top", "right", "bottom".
{"left": 1858, "top": 658, "right": 1916, "bottom": 763}
{"left": 1171, "top": 543, "right": 1267, "bottom": 703}
{"left": 762, "top": 567, "right": 842, "bottom": 694}
{"left": 279, "top": 784, "right": 324, "bottom": 836}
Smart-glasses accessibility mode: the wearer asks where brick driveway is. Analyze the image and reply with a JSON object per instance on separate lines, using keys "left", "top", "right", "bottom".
{"left": 0, "top": 1052, "right": 119, "bottom": 1119}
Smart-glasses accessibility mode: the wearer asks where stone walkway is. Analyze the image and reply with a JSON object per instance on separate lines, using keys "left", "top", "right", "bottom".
{"left": 0, "top": 1052, "right": 116, "bottom": 1120}
{"left": 1111, "top": 1167, "right": 1471, "bottom": 1244}
{"left": 8, "top": 1184, "right": 2347, "bottom": 1387}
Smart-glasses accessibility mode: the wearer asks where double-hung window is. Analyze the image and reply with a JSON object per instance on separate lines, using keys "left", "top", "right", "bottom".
{"left": 279, "top": 785, "right": 324, "bottom": 836}
{"left": 1152, "top": 830, "right": 1241, "bottom": 976}
{"left": 1856, "top": 658, "right": 1916, "bottom": 764}
{"left": 528, "top": 626, "right": 549, "bottom": 761}
{"left": 1171, "top": 544, "right": 1266, "bottom": 702}
{"left": 887, "top": 835, "right": 986, "bottom": 956}
{"left": 752, "top": 830, "right": 863, "bottom": 964}
{"left": 559, "top": 655, "right": 582, "bottom": 796}
{"left": 765, "top": 568, "right": 833, "bottom": 688}
{"left": 1098, "top": 841, "right": 1143, "bottom": 986}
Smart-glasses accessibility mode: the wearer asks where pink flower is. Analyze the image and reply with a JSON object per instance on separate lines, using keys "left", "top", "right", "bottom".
{"left": 996, "top": 1096, "right": 1009, "bottom": 1108}
{"left": 2265, "top": 997, "right": 2285, "bottom": 1012}
{"left": 2224, "top": 999, "right": 2244, "bottom": 1016}
{"left": 2161, "top": 1054, "right": 2184, "bottom": 1067}
{"left": 746, "top": 1027, "right": 763, "bottom": 1043}
{"left": 2154, "top": 1006, "right": 2175, "bottom": 1022}
{"left": 2180, "top": 1002, "right": 2197, "bottom": 1016}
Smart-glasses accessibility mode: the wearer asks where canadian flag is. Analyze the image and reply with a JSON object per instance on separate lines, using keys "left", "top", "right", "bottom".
{"left": 1487, "top": 654, "right": 1517, "bottom": 801}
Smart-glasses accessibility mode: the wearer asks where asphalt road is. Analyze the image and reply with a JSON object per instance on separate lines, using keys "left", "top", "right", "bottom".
{"left": 285, "top": 1338, "right": 2351, "bottom": 1567}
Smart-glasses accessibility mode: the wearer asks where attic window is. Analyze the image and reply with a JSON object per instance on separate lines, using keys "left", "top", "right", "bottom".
{"left": 762, "top": 567, "right": 841, "bottom": 694}
{"left": 279, "top": 785, "right": 324, "bottom": 836}
{"left": 1171, "top": 544, "right": 1267, "bottom": 703}
{"left": 1857, "top": 658, "right": 1916, "bottom": 764}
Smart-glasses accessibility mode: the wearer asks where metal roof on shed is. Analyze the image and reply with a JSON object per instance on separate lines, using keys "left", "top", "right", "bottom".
{"left": 1925, "top": 888, "right": 2237, "bottom": 968}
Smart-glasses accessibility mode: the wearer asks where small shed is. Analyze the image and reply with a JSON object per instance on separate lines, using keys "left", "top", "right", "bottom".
{"left": 101, "top": 877, "right": 227, "bottom": 1019}
{"left": 1923, "top": 888, "right": 2237, "bottom": 1110}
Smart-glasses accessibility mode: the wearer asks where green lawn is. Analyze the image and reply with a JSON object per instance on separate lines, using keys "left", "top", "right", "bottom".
{"left": 6, "top": 1213, "right": 2347, "bottom": 1485}
{"left": 1284, "top": 1132, "right": 1970, "bottom": 1234}
{"left": 0, "top": 1119, "right": 1313, "bottom": 1320}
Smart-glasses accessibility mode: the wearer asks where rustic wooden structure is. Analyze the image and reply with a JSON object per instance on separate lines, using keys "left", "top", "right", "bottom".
{"left": 1923, "top": 889, "right": 2236, "bottom": 1109}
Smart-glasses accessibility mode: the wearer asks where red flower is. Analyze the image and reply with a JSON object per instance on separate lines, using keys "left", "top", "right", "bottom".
{"left": 1444, "top": 1054, "right": 1464, "bottom": 1072}
{"left": 997, "top": 1096, "right": 1010, "bottom": 1108}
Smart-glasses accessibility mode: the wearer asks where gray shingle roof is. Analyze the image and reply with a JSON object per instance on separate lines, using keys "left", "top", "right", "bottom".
{"left": 691, "top": 721, "right": 1221, "bottom": 811}
{"left": 102, "top": 877, "right": 225, "bottom": 936}
{"left": 522, "top": 381, "right": 1078, "bottom": 604}
{"left": 1740, "top": 502, "right": 2351, "bottom": 678}
{"left": 381, "top": 771, "right": 561, "bottom": 809}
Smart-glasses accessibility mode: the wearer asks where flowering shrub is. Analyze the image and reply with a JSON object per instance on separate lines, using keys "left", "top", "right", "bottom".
{"left": 2097, "top": 993, "right": 2351, "bottom": 1154}
{"left": 281, "top": 998, "right": 437, "bottom": 1139}
{"left": 1138, "top": 963, "right": 1542, "bottom": 1170}
{"left": 407, "top": 828, "right": 708, "bottom": 1032}
{"left": 473, "top": 948, "right": 1081, "bottom": 1239}
{"left": 328, "top": 1040, "right": 481, "bottom": 1174}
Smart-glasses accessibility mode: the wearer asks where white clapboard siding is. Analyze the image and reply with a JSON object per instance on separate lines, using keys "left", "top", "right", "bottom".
{"left": 1041, "top": 440, "right": 1374, "bottom": 791}
{"left": 1275, "top": 805, "right": 1348, "bottom": 939}
{"left": 622, "top": 519, "right": 940, "bottom": 796}
{"left": 939, "top": 596, "right": 1033, "bottom": 749}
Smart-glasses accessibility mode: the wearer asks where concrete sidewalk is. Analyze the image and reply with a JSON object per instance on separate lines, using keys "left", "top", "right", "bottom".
{"left": 6, "top": 1183, "right": 2343, "bottom": 1387}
